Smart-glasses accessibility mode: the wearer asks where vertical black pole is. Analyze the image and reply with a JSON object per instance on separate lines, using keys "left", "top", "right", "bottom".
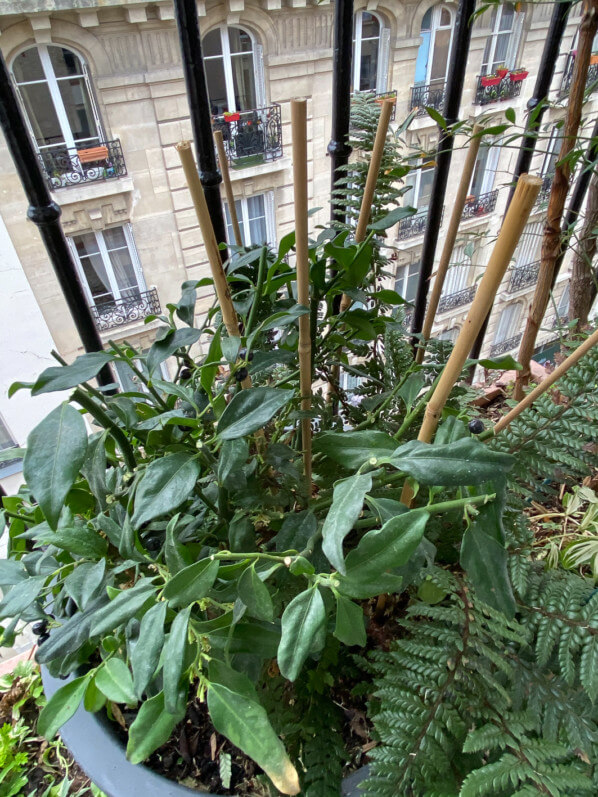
{"left": 410, "top": 0, "right": 476, "bottom": 347}
{"left": 173, "top": 0, "right": 228, "bottom": 259}
{"left": 328, "top": 0, "right": 354, "bottom": 225}
{"left": 0, "top": 50, "right": 114, "bottom": 388}
{"left": 468, "top": 0, "right": 572, "bottom": 365}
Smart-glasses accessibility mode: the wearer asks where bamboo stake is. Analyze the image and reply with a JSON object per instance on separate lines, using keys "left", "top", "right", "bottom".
{"left": 291, "top": 99, "right": 313, "bottom": 489}
{"left": 415, "top": 124, "right": 483, "bottom": 364}
{"left": 214, "top": 130, "right": 243, "bottom": 248}
{"left": 488, "top": 327, "right": 598, "bottom": 437}
{"left": 400, "top": 174, "right": 542, "bottom": 505}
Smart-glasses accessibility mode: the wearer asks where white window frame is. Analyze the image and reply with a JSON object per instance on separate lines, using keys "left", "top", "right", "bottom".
{"left": 67, "top": 223, "right": 146, "bottom": 308}
{"left": 203, "top": 26, "right": 264, "bottom": 113}
{"left": 421, "top": 5, "right": 455, "bottom": 85}
{"left": 493, "top": 302, "right": 521, "bottom": 344}
{"left": 352, "top": 11, "right": 389, "bottom": 93}
{"left": 514, "top": 221, "right": 543, "bottom": 267}
{"left": 225, "top": 192, "right": 276, "bottom": 248}
{"left": 442, "top": 244, "right": 471, "bottom": 295}
{"left": 481, "top": 3, "right": 524, "bottom": 76}
{"left": 470, "top": 144, "right": 500, "bottom": 197}
{"left": 395, "top": 261, "right": 421, "bottom": 303}
{"left": 11, "top": 44, "right": 103, "bottom": 154}
{"left": 542, "top": 126, "right": 562, "bottom": 176}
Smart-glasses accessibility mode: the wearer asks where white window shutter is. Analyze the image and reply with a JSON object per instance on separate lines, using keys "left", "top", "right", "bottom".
{"left": 264, "top": 191, "right": 276, "bottom": 247}
{"left": 480, "top": 146, "right": 500, "bottom": 195}
{"left": 254, "top": 44, "right": 266, "bottom": 108}
{"left": 377, "top": 27, "right": 391, "bottom": 93}
{"left": 66, "top": 236, "right": 94, "bottom": 305}
{"left": 83, "top": 61, "right": 105, "bottom": 141}
{"left": 506, "top": 11, "right": 525, "bottom": 70}
{"left": 514, "top": 221, "right": 542, "bottom": 267}
{"left": 124, "top": 223, "right": 147, "bottom": 292}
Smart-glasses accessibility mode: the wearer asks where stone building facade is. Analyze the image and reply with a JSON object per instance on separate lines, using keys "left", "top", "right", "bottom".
{"left": 0, "top": 0, "right": 594, "bottom": 484}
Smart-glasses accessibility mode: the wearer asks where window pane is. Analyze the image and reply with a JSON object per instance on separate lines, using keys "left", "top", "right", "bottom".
{"left": 13, "top": 49, "right": 44, "bottom": 82}
{"left": 359, "top": 38, "right": 379, "bottom": 91}
{"left": 440, "top": 8, "right": 451, "bottom": 26}
{"left": 18, "top": 82, "right": 63, "bottom": 147}
{"left": 492, "top": 33, "right": 510, "bottom": 70}
{"left": 418, "top": 168, "right": 434, "bottom": 208}
{"left": 57, "top": 77, "right": 99, "bottom": 144}
{"left": 231, "top": 53, "right": 256, "bottom": 110}
{"left": 229, "top": 27, "right": 253, "bottom": 54}
{"left": 48, "top": 46, "right": 84, "bottom": 78}
{"left": 361, "top": 12, "right": 380, "bottom": 39}
{"left": 438, "top": 327, "right": 458, "bottom": 342}
{"left": 80, "top": 253, "right": 113, "bottom": 304}
{"left": 108, "top": 247, "right": 139, "bottom": 297}
{"left": 75, "top": 232, "right": 100, "bottom": 257}
{"left": 205, "top": 58, "right": 228, "bottom": 114}
{"left": 406, "top": 263, "right": 420, "bottom": 303}
{"left": 224, "top": 200, "right": 246, "bottom": 245}
{"left": 203, "top": 29, "right": 223, "bottom": 57}
{"left": 0, "top": 417, "right": 16, "bottom": 450}
{"left": 247, "top": 195, "right": 267, "bottom": 244}
{"left": 470, "top": 147, "right": 490, "bottom": 196}
{"left": 499, "top": 4, "right": 515, "bottom": 32}
{"left": 430, "top": 28, "right": 451, "bottom": 81}
{"left": 494, "top": 303, "right": 520, "bottom": 343}
{"left": 421, "top": 8, "right": 432, "bottom": 32}
{"left": 103, "top": 227, "right": 128, "bottom": 250}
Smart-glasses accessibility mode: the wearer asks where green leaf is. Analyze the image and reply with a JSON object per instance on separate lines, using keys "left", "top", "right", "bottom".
{"left": 397, "top": 373, "right": 425, "bottom": 412}
{"left": 126, "top": 691, "right": 185, "bottom": 765}
{"left": 460, "top": 509, "right": 516, "bottom": 618}
{"left": 83, "top": 678, "right": 107, "bottom": 713}
{"left": 164, "top": 514, "right": 193, "bottom": 574}
{"left": 131, "top": 454, "right": 200, "bottom": 529}
{"left": 163, "top": 605, "right": 192, "bottom": 713}
{"left": 424, "top": 105, "right": 447, "bottom": 128}
{"left": 175, "top": 285, "right": 196, "bottom": 327}
{"left": 89, "top": 580, "right": 156, "bottom": 637}
{"left": 373, "top": 289, "right": 408, "bottom": 305}
{"left": 368, "top": 206, "right": 417, "bottom": 231}
{"left": 35, "top": 525, "right": 108, "bottom": 559}
{"left": 0, "top": 576, "right": 45, "bottom": 620}
{"left": 64, "top": 560, "right": 106, "bottom": 610}
{"left": 365, "top": 496, "right": 408, "bottom": 525}
{"left": 505, "top": 107, "right": 516, "bottom": 123}
{"left": 131, "top": 601, "right": 167, "bottom": 699}
{"left": 580, "top": 635, "right": 598, "bottom": 703}
{"left": 217, "top": 387, "right": 293, "bottom": 440}
{"left": 334, "top": 594, "right": 366, "bottom": 647}
{"left": 475, "top": 355, "right": 521, "bottom": 370}
{"left": 275, "top": 510, "right": 317, "bottom": 552}
{"left": 200, "top": 328, "right": 222, "bottom": 394}
{"left": 322, "top": 473, "right": 372, "bottom": 574}
{"left": 345, "top": 510, "right": 428, "bottom": 581}
{"left": 81, "top": 433, "right": 108, "bottom": 510}
{"left": 278, "top": 586, "right": 326, "bottom": 681}
{"left": 163, "top": 558, "right": 220, "bottom": 608}
{"left": 38, "top": 675, "right": 90, "bottom": 740}
{"left": 313, "top": 431, "right": 397, "bottom": 470}
{"left": 221, "top": 335, "right": 241, "bottom": 363}
{"left": 389, "top": 437, "right": 513, "bottom": 486}
{"left": 218, "top": 438, "right": 249, "bottom": 486}
{"left": 238, "top": 565, "right": 274, "bottom": 621}
{"left": 31, "top": 352, "right": 115, "bottom": 395}
{"left": 146, "top": 327, "right": 201, "bottom": 375}
{"left": 207, "top": 683, "right": 300, "bottom": 795}
{"left": 95, "top": 659, "right": 137, "bottom": 705}
{"left": 23, "top": 403, "right": 88, "bottom": 529}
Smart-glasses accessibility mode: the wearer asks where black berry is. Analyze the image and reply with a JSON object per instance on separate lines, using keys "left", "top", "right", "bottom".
{"left": 180, "top": 367, "right": 192, "bottom": 380}
{"left": 468, "top": 418, "right": 485, "bottom": 435}
{"left": 145, "top": 536, "right": 162, "bottom": 552}
{"left": 239, "top": 348, "right": 254, "bottom": 362}
{"left": 32, "top": 621, "right": 48, "bottom": 636}
{"left": 235, "top": 367, "right": 249, "bottom": 382}
{"left": 38, "top": 632, "right": 50, "bottom": 645}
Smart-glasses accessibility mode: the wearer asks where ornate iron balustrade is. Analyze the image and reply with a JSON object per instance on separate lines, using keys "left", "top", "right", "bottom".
{"left": 535, "top": 174, "right": 553, "bottom": 207}
{"left": 490, "top": 332, "right": 522, "bottom": 356}
{"left": 438, "top": 285, "right": 477, "bottom": 313}
{"left": 397, "top": 207, "right": 444, "bottom": 241}
{"left": 38, "top": 139, "right": 127, "bottom": 190}
{"left": 509, "top": 261, "right": 540, "bottom": 292}
{"left": 474, "top": 71, "right": 525, "bottom": 105}
{"left": 462, "top": 189, "right": 498, "bottom": 219}
{"left": 409, "top": 82, "right": 446, "bottom": 117}
{"left": 212, "top": 104, "right": 282, "bottom": 167}
{"left": 90, "top": 287, "right": 161, "bottom": 332}
{"left": 561, "top": 55, "right": 598, "bottom": 96}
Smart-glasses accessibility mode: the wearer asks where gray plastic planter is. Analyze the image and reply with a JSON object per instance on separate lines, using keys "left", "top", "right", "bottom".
{"left": 42, "top": 669, "right": 367, "bottom": 796}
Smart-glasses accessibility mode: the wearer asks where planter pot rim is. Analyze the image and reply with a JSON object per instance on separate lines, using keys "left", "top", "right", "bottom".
{"left": 41, "top": 668, "right": 367, "bottom": 797}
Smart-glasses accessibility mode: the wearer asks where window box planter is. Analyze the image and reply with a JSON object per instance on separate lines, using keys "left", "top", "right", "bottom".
{"left": 223, "top": 112, "right": 240, "bottom": 122}
{"left": 509, "top": 69, "right": 528, "bottom": 82}
{"left": 591, "top": 53, "right": 598, "bottom": 65}
{"left": 480, "top": 75, "right": 501, "bottom": 87}
{"left": 495, "top": 67, "right": 508, "bottom": 79}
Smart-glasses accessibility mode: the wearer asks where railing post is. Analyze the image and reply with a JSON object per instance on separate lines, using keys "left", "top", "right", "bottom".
{"left": 173, "top": 0, "right": 228, "bottom": 260}
{"left": 0, "top": 48, "right": 115, "bottom": 388}
{"left": 410, "top": 0, "right": 476, "bottom": 348}
{"left": 328, "top": 0, "right": 354, "bottom": 225}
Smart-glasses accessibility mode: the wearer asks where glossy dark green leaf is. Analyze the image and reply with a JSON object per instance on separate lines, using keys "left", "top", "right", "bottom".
{"left": 322, "top": 473, "right": 372, "bottom": 574}
{"left": 131, "top": 600, "right": 167, "bottom": 698}
{"left": 81, "top": 432, "right": 108, "bottom": 510}
{"left": 64, "top": 560, "right": 106, "bottom": 610}
{"left": 0, "top": 576, "right": 45, "bottom": 620}
{"left": 95, "top": 658, "right": 137, "bottom": 705}
{"left": 228, "top": 514, "right": 256, "bottom": 552}
{"left": 164, "top": 514, "right": 193, "bottom": 574}
{"left": 83, "top": 678, "right": 107, "bottom": 713}
{"left": 278, "top": 586, "right": 326, "bottom": 681}
{"left": 35, "top": 524, "right": 108, "bottom": 559}
{"left": 175, "top": 285, "right": 196, "bottom": 327}
{"left": 313, "top": 430, "right": 397, "bottom": 470}
{"left": 365, "top": 496, "right": 408, "bottom": 525}
{"left": 217, "top": 387, "right": 293, "bottom": 440}
{"left": 368, "top": 206, "right": 416, "bottom": 231}
{"left": 373, "top": 289, "right": 408, "bottom": 305}
{"left": 207, "top": 683, "right": 300, "bottom": 795}
{"left": 334, "top": 594, "right": 366, "bottom": 647}
{"left": 31, "top": 352, "right": 115, "bottom": 395}
{"left": 89, "top": 580, "right": 156, "bottom": 637}
{"left": 345, "top": 510, "right": 428, "bottom": 581}
{"left": 218, "top": 438, "right": 249, "bottom": 486}
{"left": 146, "top": 327, "right": 201, "bottom": 375}
{"left": 288, "top": 556, "right": 314, "bottom": 576}
{"left": 460, "top": 506, "right": 516, "bottom": 618}
{"left": 38, "top": 674, "right": 90, "bottom": 739}
{"left": 127, "top": 691, "right": 185, "bottom": 765}
{"left": 397, "top": 373, "right": 425, "bottom": 412}
{"left": 238, "top": 565, "right": 273, "bottom": 621}
{"left": 221, "top": 335, "right": 241, "bottom": 363}
{"left": 0, "top": 559, "right": 27, "bottom": 588}
{"left": 200, "top": 329, "right": 222, "bottom": 394}
{"left": 275, "top": 510, "right": 317, "bottom": 552}
{"left": 131, "top": 454, "right": 200, "bottom": 529}
{"left": 475, "top": 354, "right": 521, "bottom": 370}
{"left": 389, "top": 437, "right": 513, "bottom": 486}
{"left": 335, "top": 571, "right": 403, "bottom": 600}
{"left": 163, "top": 605, "right": 192, "bottom": 713}
{"left": 163, "top": 558, "right": 220, "bottom": 608}
{"left": 23, "top": 403, "right": 88, "bottom": 529}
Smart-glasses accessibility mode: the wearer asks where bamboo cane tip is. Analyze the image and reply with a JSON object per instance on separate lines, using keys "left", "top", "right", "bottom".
{"left": 517, "top": 173, "right": 543, "bottom": 187}
{"left": 175, "top": 140, "right": 192, "bottom": 152}
{"left": 291, "top": 97, "right": 308, "bottom": 106}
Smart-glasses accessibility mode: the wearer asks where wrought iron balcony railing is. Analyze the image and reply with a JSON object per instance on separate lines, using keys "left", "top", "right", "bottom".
{"left": 534, "top": 174, "right": 553, "bottom": 207}
{"left": 90, "top": 287, "right": 161, "bottom": 332}
{"left": 409, "top": 82, "right": 446, "bottom": 117}
{"left": 462, "top": 189, "right": 498, "bottom": 219}
{"left": 509, "top": 261, "right": 540, "bottom": 292}
{"left": 438, "top": 285, "right": 477, "bottom": 313}
{"left": 474, "top": 70, "right": 526, "bottom": 105}
{"left": 38, "top": 139, "right": 127, "bottom": 190}
{"left": 561, "top": 55, "right": 598, "bottom": 96}
{"left": 212, "top": 104, "right": 283, "bottom": 168}
{"left": 551, "top": 313, "right": 569, "bottom": 328}
{"left": 490, "top": 332, "right": 522, "bottom": 356}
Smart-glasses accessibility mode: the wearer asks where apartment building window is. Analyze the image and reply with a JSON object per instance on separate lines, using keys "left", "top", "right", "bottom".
{"left": 224, "top": 193, "right": 276, "bottom": 247}
{"left": 438, "top": 327, "right": 459, "bottom": 342}
{"left": 414, "top": 5, "right": 454, "bottom": 88}
{"left": 493, "top": 302, "right": 521, "bottom": 345}
{"left": 395, "top": 261, "right": 420, "bottom": 303}
{"left": 541, "top": 127, "right": 562, "bottom": 178}
{"left": 514, "top": 222, "right": 542, "bottom": 268}
{"left": 0, "top": 416, "right": 20, "bottom": 477}
{"left": 405, "top": 161, "right": 435, "bottom": 210}
{"left": 442, "top": 245, "right": 471, "bottom": 295}
{"left": 203, "top": 27, "right": 265, "bottom": 114}
{"left": 481, "top": 3, "right": 523, "bottom": 75}
{"left": 470, "top": 144, "right": 500, "bottom": 197}
{"left": 352, "top": 12, "right": 390, "bottom": 93}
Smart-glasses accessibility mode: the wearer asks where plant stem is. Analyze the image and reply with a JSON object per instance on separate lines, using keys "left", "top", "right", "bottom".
{"left": 245, "top": 245, "right": 268, "bottom": 336}
{"left": 352, "top": 492, "right": 495, "bottom": 529}
{"left": 72, "top": 388, "right": 136, "bottom": 471}
{"left": 108, "top": 340, "right": 169, "bottom": 410}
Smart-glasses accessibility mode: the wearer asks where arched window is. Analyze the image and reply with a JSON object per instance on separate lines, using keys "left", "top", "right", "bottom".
{"left": 203, "top": 27, "right": 263, "bottom": 114}
{"left": 481, "top": 3, "right": 523, "bottom": 75}
{"left": 437, "top": 327, "right": 459, "bottom": 342}
{"left": 414, "top": 5, "right": 454, "bottom": 87}
{"left": 352, "top": 12, "right": 389, "bottom": 92}
{"left": 12, "top": 45, "right": 101, "bottom": 156}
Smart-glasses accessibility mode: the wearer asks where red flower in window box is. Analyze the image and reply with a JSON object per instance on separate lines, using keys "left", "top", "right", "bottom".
{"left": 481, "top": 75, "right": 502, "bottom": 87}
{"left": 495, "top": 67, "right": 508, "bottom": 79}
{"left": 509, "top": 69, "right": 528, "bottom": 82}
{"left": 223, "top": 112, "right": 240, "bottom": 122}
